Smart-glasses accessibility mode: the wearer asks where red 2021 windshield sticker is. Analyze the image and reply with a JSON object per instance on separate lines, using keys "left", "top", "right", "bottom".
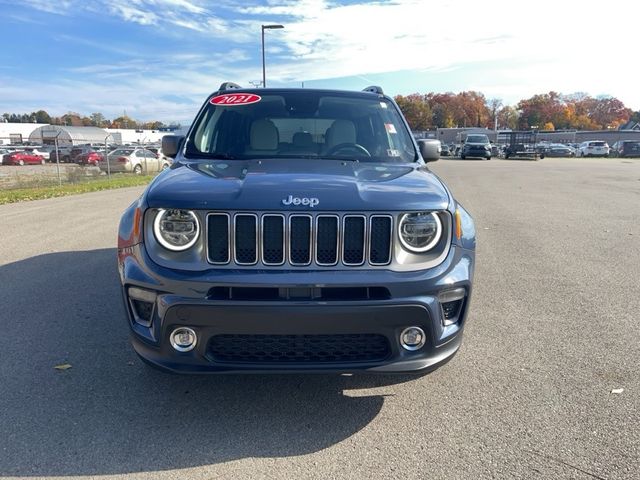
{"left": 210, "top": 93, "right": 261, "bottom": 106}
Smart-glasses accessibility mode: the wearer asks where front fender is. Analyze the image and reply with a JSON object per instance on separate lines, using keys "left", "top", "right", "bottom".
{"left": 453, "top": 203, "right": 476, "bottom": 251}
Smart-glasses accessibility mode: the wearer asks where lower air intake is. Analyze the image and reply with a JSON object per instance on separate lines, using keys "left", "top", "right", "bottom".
{"left": 208, "top": 333, "right": 391, "bottom": 364}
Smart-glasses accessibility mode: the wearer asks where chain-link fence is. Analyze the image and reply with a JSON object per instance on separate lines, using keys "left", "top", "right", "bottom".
{"left": 0, "top": 137, "right": 167, "bottom": 190}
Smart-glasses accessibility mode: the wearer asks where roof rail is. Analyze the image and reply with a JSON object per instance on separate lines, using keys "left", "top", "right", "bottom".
{"left": 218, "top": 82, "right": 242, "bottom": 91}
{"left": 362, "top": 85, "right": 384, "bottom": 95}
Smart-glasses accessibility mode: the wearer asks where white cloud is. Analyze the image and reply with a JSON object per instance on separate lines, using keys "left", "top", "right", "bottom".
{"left": 108, "top": 2, "right": 159, "bottom": 25}
{"left": 17, "top": 0, "right": 75, "bottom": 14}
{"left": 6, "top": 0, "right": 640, "bottom": 123}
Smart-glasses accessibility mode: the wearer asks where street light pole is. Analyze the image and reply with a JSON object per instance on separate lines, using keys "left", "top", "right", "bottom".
{"left": 261, "top": 24, "right": 284, "bottom": 88}
{"left": 104, "top": 134, "right": 112, "bottom": 179}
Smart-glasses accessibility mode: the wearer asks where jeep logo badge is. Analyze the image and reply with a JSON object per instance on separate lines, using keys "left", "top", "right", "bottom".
{"left": 282, "top": 195, "right": 319, "bottom": 207}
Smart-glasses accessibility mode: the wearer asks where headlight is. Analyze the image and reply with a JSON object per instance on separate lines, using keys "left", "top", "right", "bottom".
{"left": 398, "top": 212, "right": 442, "bottom": 253}
{"left": 153, "top": 209, "right": 200, "bottom": 251}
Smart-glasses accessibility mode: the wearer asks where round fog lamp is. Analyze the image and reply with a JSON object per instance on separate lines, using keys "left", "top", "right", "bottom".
{"left": 170, "top": 327, "right": 197, "bottom": 352}
{"left": 400, "top": 326, "right": 426, "bottom": 351}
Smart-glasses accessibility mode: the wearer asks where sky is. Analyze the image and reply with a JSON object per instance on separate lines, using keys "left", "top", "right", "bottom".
{"left": 1, "top": 0, "right": 639, "bottom": 125}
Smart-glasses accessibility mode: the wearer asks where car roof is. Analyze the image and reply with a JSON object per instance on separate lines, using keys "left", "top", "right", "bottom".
{"left": 207, "top": 86, "right": 389, "bottom": 101}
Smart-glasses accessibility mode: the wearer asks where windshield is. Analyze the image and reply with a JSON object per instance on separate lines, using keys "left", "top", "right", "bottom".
{"left": 466, "top": 135, "right": 489, "bottom": 144}
{"left": 185, "top": 91, "right": 417, "bottom": 163}
{"left": 110, "top": 149, "right": 133, "bottom": 156}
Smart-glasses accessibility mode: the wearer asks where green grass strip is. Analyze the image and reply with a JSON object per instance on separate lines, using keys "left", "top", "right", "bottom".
{"left": 0, "top": 175, "right": 154, "bottom": 205}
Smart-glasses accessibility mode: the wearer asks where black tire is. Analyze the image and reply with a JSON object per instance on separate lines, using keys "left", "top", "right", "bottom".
{"left": 460, "top": 155, "right": 466, "bottom": 159}
{"left": 133, "top": 164, "right": 143, "bottom": 175}
{"left": 486, "top": 156, "right": 491, "bottom": 160}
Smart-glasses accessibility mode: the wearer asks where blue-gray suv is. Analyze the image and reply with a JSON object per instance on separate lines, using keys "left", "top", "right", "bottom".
{"left": 117, "top": 83, "right": 476, "bottom": 374}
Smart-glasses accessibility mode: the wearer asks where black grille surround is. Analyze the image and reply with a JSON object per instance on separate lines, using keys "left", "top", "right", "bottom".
{"left": 207, "top": 333, "right": 391, "bottom": 364}
{"left": 206, "top": 211, "right": 395, "bottom": 268}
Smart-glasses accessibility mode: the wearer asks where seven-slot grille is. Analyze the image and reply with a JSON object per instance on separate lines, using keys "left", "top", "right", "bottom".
{"left": 207, "top": 213, "right": 393, "bottom": 267}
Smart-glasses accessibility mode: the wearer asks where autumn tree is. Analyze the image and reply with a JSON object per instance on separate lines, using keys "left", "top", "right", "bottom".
{"left": 89, "top": 112, "right": 107, "bottom": 127}
{"left": 451, "top": 91, "right": 491, "bottom": 128}
{"left": 394, "top": 94, "right": 432, "bottom": 130}
{"left": 488, "top": 98, "right": 503, "bottom": 129}
{"left": 517, "top": 92, "right": 566, "bottom": 129}
{"left": 588, "top": 96, "right": 631, "bottom": 129}
{"left": 427, "top": 93, "right": 456, "bottom": 128}
{"left": 141, "top": 120, "right": 166, "bottom": 130}
{"left": 111, "top": 115, "right": 138, "bottom": 129}
{"left": 498, "top": 106, "right": 519, "bottom": 130}
{"left": 61, "top": 112, "right": 83, "bottom": 126}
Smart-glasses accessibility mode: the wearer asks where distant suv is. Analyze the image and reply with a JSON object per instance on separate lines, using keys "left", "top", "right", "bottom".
{"left": 610, "top": 140, "right": 640, "bottom": 158}
{"left": 460, "top": 134, "right": 492, "bottom": 160}
{"left": 117, "top": 83, "right": 476, "bottom": 374}
{"left": 577, "top": 141, "right": 609, "bottom": 157}
{"left": 49, "top": 145, "right": 73, "bottom": 163}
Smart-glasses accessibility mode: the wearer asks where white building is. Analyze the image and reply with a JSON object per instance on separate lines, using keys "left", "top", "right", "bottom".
{"left": 0, "top": 123, "right": 48, "bottom": 144}
{"left": 105, "top": 128, "right": 169, "bottom": 144}
{"left": 0, "top": 122, "right": 170, "bottom": 145}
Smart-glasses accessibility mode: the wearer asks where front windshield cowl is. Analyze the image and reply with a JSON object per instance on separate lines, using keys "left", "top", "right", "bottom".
{"left": 185, "top": 90, "right": 417, "bottom": 164}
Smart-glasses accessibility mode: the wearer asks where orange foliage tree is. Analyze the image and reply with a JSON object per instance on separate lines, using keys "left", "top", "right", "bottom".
{"left": 394, "top": 90, "right": 632, "bottom": 131}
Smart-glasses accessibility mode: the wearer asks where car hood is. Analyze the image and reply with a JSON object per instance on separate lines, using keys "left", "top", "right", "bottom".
{"left": 145, "top": 159, "right": 450, "bottom": 211}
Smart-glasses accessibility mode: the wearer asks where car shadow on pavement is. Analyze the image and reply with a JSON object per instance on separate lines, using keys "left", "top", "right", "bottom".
{"left": 0, "top": 249, "right": 416, "bottom": 476}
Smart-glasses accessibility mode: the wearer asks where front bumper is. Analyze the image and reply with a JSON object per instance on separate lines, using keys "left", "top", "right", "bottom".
{"left": 119, "top": 243, "right": 474, "bottom": 374}
{"left": 462, "top": 147, "right": 491, "bottom": 158}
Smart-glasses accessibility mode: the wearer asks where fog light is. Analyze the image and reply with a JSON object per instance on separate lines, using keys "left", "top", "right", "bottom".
{"left": 400, "top": 326, "right": 426, "bottom": 351}
{"left": 170, "top": 327, "right": 197, "bottom": 352}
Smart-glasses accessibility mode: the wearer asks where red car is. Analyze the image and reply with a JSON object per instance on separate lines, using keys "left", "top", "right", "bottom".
{"left": 75, "top": 151, "right": 104, "bottom": 165}
{"left": 2, "top": 151, "right": 46, "bottom": 166}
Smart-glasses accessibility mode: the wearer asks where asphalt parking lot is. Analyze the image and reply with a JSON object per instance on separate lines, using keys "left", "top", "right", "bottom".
{"left": 0, "top": 157, "right": 638, "bottom": 479}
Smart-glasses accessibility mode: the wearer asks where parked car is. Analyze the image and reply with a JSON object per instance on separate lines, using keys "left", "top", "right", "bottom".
{"left": 540, "top": 143, "right": 576, "bottom": 158}
{"left": 147, "top": 146, "right": 174, "bottom": 166}
{"left": 460, "top": 134, "right": 492, "bottom": 160}
{"left": 48, "top": 145, "right": 73, "bottom": 163}
{"left": 2, "top": 150, "right": 47, "bottom": 165}
{"left": 577, "top": 141, "right": 609, "bottom": 157}
{"left": 117, "top": 83, "right": 476, "bottom": 374}
{"left": 75, "top": 149, "right": 104, "bottom": 165}
{"left": 440, "top": 144, "right": 451, "bottom": 156}
{"left": 0, "top": 147, "right": 16, "bottom": 164}
{"left": 610, "top": 140, "right": 640, "bottom": 158}
{"left": 69, "top": 146, "right": 93, "bottom": 164}
{"left": 23, "top": 146, "right": 52, "bottom": 160}
{"left": 102, "top": 147, "right": 169, "bottom": 174}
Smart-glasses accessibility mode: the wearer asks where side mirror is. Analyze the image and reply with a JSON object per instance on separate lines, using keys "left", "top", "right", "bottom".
{"left": 418, "top": 139, "right": 441, "bottom": 162}
{"left": 162, "top": 135, "right": 184, "bottom": 158}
